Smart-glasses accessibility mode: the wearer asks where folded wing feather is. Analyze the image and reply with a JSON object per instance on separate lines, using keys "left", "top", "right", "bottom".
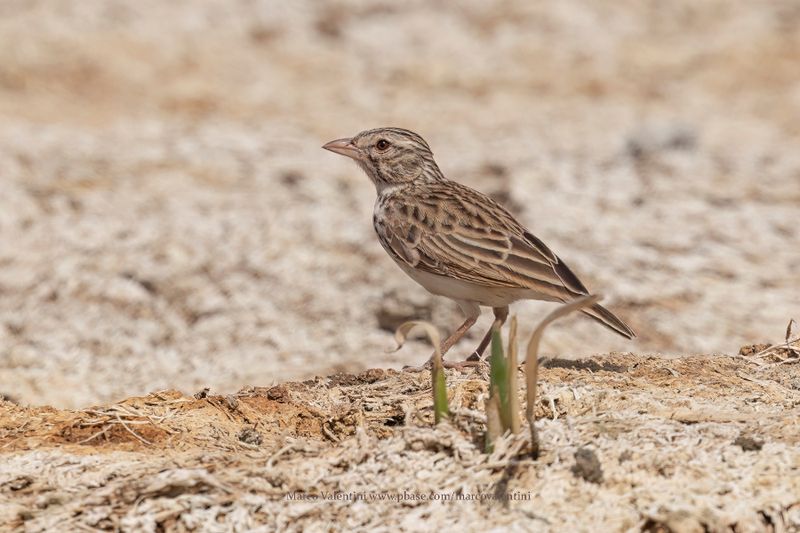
{"left": 375, "top": 182, "right": 590, "bottom": 298}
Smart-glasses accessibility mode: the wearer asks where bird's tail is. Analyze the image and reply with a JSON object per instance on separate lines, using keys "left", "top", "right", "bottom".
{"left": 580, "top": 302, "right": 636, "bottom": 339}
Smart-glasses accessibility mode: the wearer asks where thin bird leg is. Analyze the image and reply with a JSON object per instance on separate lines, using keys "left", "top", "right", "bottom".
{"left": 468, "top": 306, "right": 509, "bottom": 361}
{"left": 403, "top": 315, "right": 478, "bottom": 372}
{"left": 439, "top": 315, "right": 478, "bottom": 357}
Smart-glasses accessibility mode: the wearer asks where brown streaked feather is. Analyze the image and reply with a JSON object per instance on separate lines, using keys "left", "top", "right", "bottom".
{"left": 374, "top": 180, "right": 591, "bottom": 297}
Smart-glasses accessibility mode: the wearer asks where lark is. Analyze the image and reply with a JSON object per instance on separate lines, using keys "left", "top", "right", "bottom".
{"left": 323, "top": 127, "right": 634, "bottom": 366}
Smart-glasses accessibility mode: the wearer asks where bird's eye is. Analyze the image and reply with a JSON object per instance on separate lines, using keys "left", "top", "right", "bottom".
{"left": 376, "top": 139, "right": 390, "bottom": 151}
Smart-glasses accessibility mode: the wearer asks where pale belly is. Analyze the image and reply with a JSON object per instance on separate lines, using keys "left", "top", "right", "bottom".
{"left": 396, "top": 263, "right": 548, "bottom": 308}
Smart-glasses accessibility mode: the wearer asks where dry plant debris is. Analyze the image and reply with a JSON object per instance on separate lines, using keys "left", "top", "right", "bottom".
{"left": 739, "top": 319, "right": 800, "bottom": 368}
{"left": 2, "top": 353, "right": 799, "bottom": 531}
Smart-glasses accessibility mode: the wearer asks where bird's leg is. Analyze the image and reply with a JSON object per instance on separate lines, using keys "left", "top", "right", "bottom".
{"left": 436, "top": 316, "right": 481, "bottom": 370}
{"left": 439, "top": 315, "right": 478, "bottom": 357}
{"left": 403, "top": 302, "right": 482, "bottom": 372}
{"left": 467, "top": 306, "right": 509, "bottom": 361}
{"left": 403, "top": 316, "right": 478, "bottom": 372}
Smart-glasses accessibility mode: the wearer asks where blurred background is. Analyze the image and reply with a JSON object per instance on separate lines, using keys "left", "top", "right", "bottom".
{"left": 0, "top": 1, "right": 798, "bottom": 408}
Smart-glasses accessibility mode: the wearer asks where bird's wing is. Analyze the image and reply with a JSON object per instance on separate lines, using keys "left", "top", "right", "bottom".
{"left": 374, "top": 182, "right": 589, "bottom": 298}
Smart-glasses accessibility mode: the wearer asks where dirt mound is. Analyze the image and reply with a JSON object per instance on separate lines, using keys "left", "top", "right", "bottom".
{"left": 2, "top": 353, "right": 798, "bottom": 531}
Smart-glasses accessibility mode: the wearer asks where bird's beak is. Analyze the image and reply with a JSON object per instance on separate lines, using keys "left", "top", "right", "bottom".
{"left": 322, "top": 137, "right": 361, "bottom": 160}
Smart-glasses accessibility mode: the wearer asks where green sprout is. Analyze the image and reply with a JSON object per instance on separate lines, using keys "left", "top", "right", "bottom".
{"left": 394, "top": 320, "right": 450, "bottom": 424}
{"left": 395, "top": 294, "right": 601, "bottom": 452}
{"left": 524, "top": 295, "right": 600, "bottom": 456}
{"left": 486, "top": 295, "right": 601, "bottom": 455}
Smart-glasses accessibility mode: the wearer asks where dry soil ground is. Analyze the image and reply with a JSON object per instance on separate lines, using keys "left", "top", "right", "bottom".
{"left": 2, "top": 351, "right": 799, "bottom": 531}
{"left": 1, "top": 0, "right": 799, "bottom": 531}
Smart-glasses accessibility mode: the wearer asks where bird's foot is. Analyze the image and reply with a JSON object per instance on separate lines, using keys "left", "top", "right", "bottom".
{"left": 442, "top": 359, "right": 484, "bottom": 371}
{"left": 465, "top": 351, "right": 482, "bottom": 362}
{"left": 402, "top": 354, "right": 484, "bottom": 373}
{"left": 401, "top": 362, "right": 430, "bottom": 373}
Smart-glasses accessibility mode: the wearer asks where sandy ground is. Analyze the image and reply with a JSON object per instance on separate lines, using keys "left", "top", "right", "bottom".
{"left": 0, "top": 0, "right": 798, "bottom": 408}
{"left": 0, "top": 0, "right": 799, "bottom": 530}
{"left": 2, "top": 352, "right": 799, "bottom": 531}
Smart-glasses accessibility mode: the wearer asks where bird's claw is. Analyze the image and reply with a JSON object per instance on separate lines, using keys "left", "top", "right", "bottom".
{"left": 402, "top": 356, "right": 485, "bottom": 373}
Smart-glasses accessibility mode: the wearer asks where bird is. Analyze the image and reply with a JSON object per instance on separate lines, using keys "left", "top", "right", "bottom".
{"left": 322, "top": 127, "right": 634, "bottom": 367}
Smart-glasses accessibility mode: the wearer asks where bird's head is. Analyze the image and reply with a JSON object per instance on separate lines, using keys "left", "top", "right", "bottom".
{"left": 323, "top": 127, "right": 443, "bottom": 191}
